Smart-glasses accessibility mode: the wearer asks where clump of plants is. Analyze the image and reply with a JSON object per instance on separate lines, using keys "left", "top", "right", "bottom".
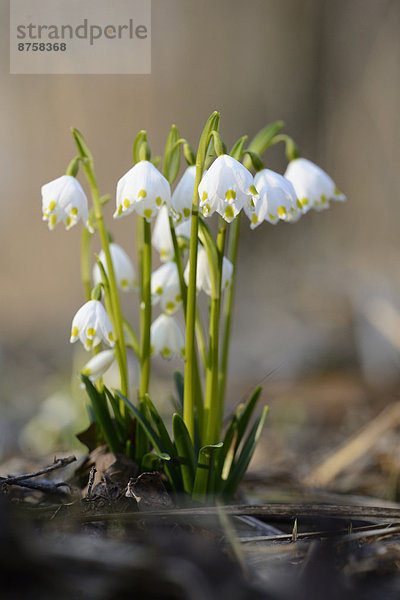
{"left": 41, "top": 112, "right": 345, "bottom": 502}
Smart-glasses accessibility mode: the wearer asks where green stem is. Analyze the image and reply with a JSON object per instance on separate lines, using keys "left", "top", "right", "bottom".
{"left": 139, "top": 217, "right": 152, "bottom": 398}
{"left": 169, "top": 216, "right": 205, "bottom": 434}
{"left": 218, "top": 214, "right": 241, "bottom": 410}
{"left": 183, "top": 167, "right": 203, "bottom": 442}
{"left": 81, "top": 163, "right": 128, "bottom": 407}
{"left": 204, "top": 218, "right": 227, "bottom": 444}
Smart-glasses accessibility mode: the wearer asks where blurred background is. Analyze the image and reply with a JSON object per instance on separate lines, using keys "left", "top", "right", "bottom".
{"left": 1, "top": 0, "right": 400, "bottom": 484}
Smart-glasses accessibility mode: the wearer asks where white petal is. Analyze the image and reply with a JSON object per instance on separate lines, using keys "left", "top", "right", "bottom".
{"left": 81, "top": 349, "right": 115, "bottom": 381}
{"left": 152, "top": 204, "right": 174, "bottom": 262}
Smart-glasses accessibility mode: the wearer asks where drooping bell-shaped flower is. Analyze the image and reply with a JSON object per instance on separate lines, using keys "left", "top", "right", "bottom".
{"left": 245, "top": 169, "right": 299, "bottom": 228}
{"left": 70, "top": 299, "right": 114, "bottom": 351}
{"left": 184, "top": 246, "right": 233, "bottom": 296}
{"left": 41, "top": 175, "right": 93, "bottom": 232}
{"left": 284, "top": 158, "right": 346, "bottom": 213}
{"left": 152, "top": 204, "right": 192, "bottom": 262}
{"left": 198, "top": 155, "right": 254, "bottom": 223}
{"left": 80, "top": 349, "right": 115, "bottom": 383}
{"left": 170, "top": 166, "right": 196, "bottom": 222}
{"left": 151, "top": 262, "right": 182, "bottom": 315}
{"left": 150, "top": 314, "right": 185, "bottom": 359}
{"left": 114, "top": 160, "right": 171, "bottom": 222}
{"left": 93, "top": 243, "right": 138, "bottom": 292}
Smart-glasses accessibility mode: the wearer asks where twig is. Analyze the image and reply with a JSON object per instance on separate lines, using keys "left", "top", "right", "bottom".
{"left": 1, "top": 455, "right": 76, "bottom": 485}
{"left": 78, "top": 502, "right": 400, "bottom": 523}
{"left": 6, "top": 478, "right": 71, "bottom": 497}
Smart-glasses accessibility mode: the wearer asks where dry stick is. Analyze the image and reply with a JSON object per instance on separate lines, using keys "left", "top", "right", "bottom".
{"left": 3, "top": 479, "right": 71, "bottom": 496}
{"left": 1, "top": 455, "right": 76, "bottom": 485}
{"left": 239, "top": 522, "right": 399, "bottom": 544}
{"left": 79, "top": 502, "right": 400, "bottom": 523}
{"left": 303, "top": 402, "right": 400, "bottom": 487}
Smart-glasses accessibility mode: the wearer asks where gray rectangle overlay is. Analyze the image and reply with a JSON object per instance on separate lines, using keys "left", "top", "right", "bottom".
{"left": 10, "top": 0, "right": 151, "bottom": 74}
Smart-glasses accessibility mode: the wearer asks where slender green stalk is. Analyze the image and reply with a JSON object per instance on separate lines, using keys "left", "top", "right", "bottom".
{"left": 169, "top": 216, "right": 204, "bottom": 434}
{"left": 81, "top": 163, "right": 128, "bottom": 406}
{"left": 183, "top": 166, "right": 203, "bottom": 441}
{"left": 204, "top": 218, "right": 227, "bottom": 444}
{"left": 218, "top": 213, "right": 241, "bottom": 409}
{"left": 139, "top": 217, "right": 152, "bottom": 398}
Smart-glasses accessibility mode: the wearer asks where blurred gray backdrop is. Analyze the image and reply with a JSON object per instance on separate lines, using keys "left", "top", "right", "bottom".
{"left": 1, "top": 0, "right": 400, "bottom": 454}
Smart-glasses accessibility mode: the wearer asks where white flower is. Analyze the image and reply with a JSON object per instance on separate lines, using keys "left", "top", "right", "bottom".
{"left": 152, "top": 204, "right": 174, "bottom": 262}
{"left": 152, "top": 204, "right": 192, "bottom": 262}
{"left": 70, "top": 300, "right": 114, "bottom": 351}
{"left": 93, "top": 243, "right": 138, "bottom": 292}
{"left": 284, "top": 158, "right": 346, "bottom": 213}
{"left": 151, "top": 262, "right": 182, "bottom": 315}
{"left": 81, "top": 349, "right": 115, "bottom": 383}
{"left": 170, "top": 166, "right": 196, "bottom": 222}
{"left": 150, "top": 314, "right": 185, "bottom": 359}
{"left": 245, "top": 169, "right": 299, "bottom": 228}
{"left": 198, "top": 155, "right": 254, "bottom": 223}
{"left": 41, "top": 175, "right": 93, "bottom": 232}
{"left": 184, "top": 246, "right": 233, "bottom": 296}
{"left": 114, "top": 160, "right": 171, "bottom": 222}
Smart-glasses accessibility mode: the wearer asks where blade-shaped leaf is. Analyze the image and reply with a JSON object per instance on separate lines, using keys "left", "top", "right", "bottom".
{"left": 222, "top": 406, "right": 268, "bottom": 498}
{"left": 163, "top": 124, "right": 181, "bottom": 184}
{"left": 81, "top": 376, "right": 120, "bottom": 453}
{"left": 173, "top": 371, "right": 184, "bottom": 409}
{"left": 71, "top": 128, "right": 93, "bottom": 161}
{"left": 173, "top": 414, "right": 196, "bottom": 494}
{"left": 144, "top": 395, "right": 176, "bottom": 458}
{"left": 115, "top": 390, "right": 181, "bottom": 491}
{"left": 234, "top": 386, "right": 263, "bottom": 456}
{"left": 192, "top": 443, "right": 223, "bottom": 500}
{"left": 132, "top": 130, "right": 147, "bottom": 164}
{"left": 247, "top": 121, "right": 284, "bottom": 155}
{"left": 229, "top": 135, "right": 248, "bottom": 161}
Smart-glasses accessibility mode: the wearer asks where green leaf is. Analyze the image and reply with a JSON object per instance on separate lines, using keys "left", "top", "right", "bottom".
{"left": 229, "top": 135, "right": 248, "bottom": 161}
{"left": 173, "top": 371, "right": 184, "bottom": 409}
{"left": 142, "top": 452, "right": 170, "bottom": 471}
{"left": 242, "top": 150, "right": 264, "bottom": 172}
{"left": 71, "top": 128, "right": 93, "bottom": 161}
{"left": 173, "top": 413, "right": 196, "bottom": 494}
{"left": 81, "top": 376, "right": 120, "bottom": 453}
{"left": 103, "top": 386, "right": 128, "bottom": 440}
{"left": 247, "top": 120, "right": 285, "bottom": 155}
{"left": 144, "top": 395, "right": 176, "bottom": 458}
{"left": 132, "top": 130, "right": 147, "bottom": 164}
{"left": 192, "top": 443, "right": 223, "bottom": 500}
{"left": 222, "top": 406, "right": 268, "bottom": 498}
{"left": 65, "top": 156, "right": 80, "bottom": 177}
{"left": 183, "top": 141, "right": 196, "bottom": 166}
{"left": 163, "top": 125, "right": 181, "bottom": 184}
{"left": 210, "top": 131, "right": 226, "bottom": 157}
{"left": 114, "top": 390, "right": 181, "bottom": 491}
{"left": 214, "top": 410, "right": 240, "bottom": 488}
{"left": 197, "top": 111, "right": 220, "bottom": 171}
{"left": 234, "top": 386, "right": 263, "bottom": 456}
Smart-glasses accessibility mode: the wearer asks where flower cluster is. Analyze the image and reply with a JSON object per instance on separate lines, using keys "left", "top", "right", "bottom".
{"left": 42, "top": 117, "right": 347, "bottom": 502}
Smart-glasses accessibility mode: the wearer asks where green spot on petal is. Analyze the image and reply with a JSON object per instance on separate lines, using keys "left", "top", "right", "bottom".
{"left": 225, "top": 189, "right": 236, "bottom": 201}
{"left": 224, "top": 205, "right": 235, "bottom": 220}
{"left": 138, "top": 189, "right": 147, "bottom": 199}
